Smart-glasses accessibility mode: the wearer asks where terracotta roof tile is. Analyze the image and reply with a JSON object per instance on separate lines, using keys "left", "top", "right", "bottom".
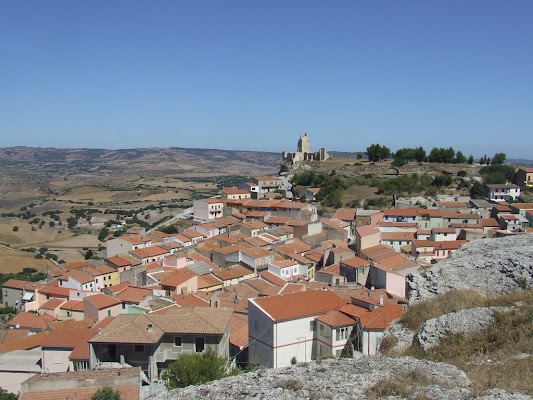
{"left": 0, "top": 331, "right": 49, "bottom": 352}
{"left": 115, "top": 287, "right": 152, "bottom": 303}
{"left": 252, "top": 290, "right": 346, "bottom": 322}
{"left": 84, "top": 293, "right": 121, "bottom": 309}
{"left": 7, "top": 312, "right": 55, "bottom": 330}
{"left": 171, "top": 294, "right": 210, "bottom": 308}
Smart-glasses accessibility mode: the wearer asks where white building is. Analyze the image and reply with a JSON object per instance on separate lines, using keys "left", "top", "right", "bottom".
{"left": 193, "top": 198, "right": 224, "bottom": 221}
{"left": 267, "top": 260, "right": 308, "bottom": 281}
{"left": 485, "top": 184, "right": 521, "bottom": 201}
{"left": 248, "top": 290, "right": 345, "bottom": 368}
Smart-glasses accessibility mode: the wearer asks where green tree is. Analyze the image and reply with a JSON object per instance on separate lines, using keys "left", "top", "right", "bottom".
{"left": 90, "top": 386, "right": 121, "bottom": 400}
{"left": 467, "top": 155, "right": 474, "bottom": 164}
{"left": 0, "top": 388, "right": 17, "bottom": 400}
{"left": 428, "top": 147, "right": 456, "bottom": 163}
{"left": 159, "top": 225, "right": 180, "bottom": 234}
{"left": 163, "top": 347, "right": 229, "bottom": 389}
{"left": 491, "top": 152, "right": 506, "bottom": 165}
{"left": 67, "top": 216, "right": 78, "bottom": 229}
{"left": 455, "top": 151, "right": 467, "bottom": 164}
{"left": 84, "top": 250, "right": 94, "bottom": 260}
{"left": 98, "top": 228, "right": 109, "bottom": 241}
{"left": 470, "top": 181, "right": 485, "bottom": 199}
{"left": 366, "top": 144, "right": 391, "bottom": 162}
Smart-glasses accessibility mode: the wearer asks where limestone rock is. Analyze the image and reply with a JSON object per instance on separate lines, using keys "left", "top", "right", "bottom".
{"left": 416, "top": 306, "right": 512, "bottom": 351}
{"left": 408, "top": 235, "right": 533, "bottom": 304}
{"left": 151, "top": 356, "right": 472, "bottom": 400}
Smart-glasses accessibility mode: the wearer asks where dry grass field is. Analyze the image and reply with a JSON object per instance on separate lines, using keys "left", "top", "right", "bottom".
{"left": 0, "top": 246, "right": 55, "bottom": 273}
{"left": 0, "top": 220, "right": 61, "bottom": 247}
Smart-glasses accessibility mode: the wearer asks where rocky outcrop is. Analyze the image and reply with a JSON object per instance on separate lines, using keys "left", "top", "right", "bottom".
{"left": 152, "top": 356, "right": 472, "bottom": 400}
{"left": 416, "top": 306, "right": 512, "bottom": 351}
{"left": 408, "top": 235, "right": 533, "bottom": 303}
{"left": 149, "top": 356, "right": 533, "bottom": 399}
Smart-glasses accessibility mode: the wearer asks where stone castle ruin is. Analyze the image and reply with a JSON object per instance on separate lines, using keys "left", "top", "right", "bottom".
{"left": 282, "top": 133, "right": 329, "bottom": 164}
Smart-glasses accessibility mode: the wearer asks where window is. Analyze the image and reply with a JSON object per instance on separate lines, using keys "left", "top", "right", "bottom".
{"left": 310, "top": 321, "right": 315, "bottom": 331}
{"left": 320, "top": 323, "right": 324, "bottom": 336}
{"left": 174, "top": 336, "right": 182, "bottom": 347}
{"left": 195, "top": 337, "right": 205, "bottom": 352}
{"left": 134, "top": 344, "right": 144, "bottom": 353}
{"left": 107, "top": 310, "right": 111, "bottom": 316}
{"left": 336, "top": 327, "right": 348, "bottom": 341}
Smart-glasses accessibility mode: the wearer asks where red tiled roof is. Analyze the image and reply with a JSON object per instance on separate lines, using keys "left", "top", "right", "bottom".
{"left": 383, "top": 208, "right": 418, "bottom": 217}
{"left": 130, "top": 246, "right": 169, "bottom": 258}
{"left": 381, "top": 232, "right": 415, "bottom": 242}
{"left": 316, "top": 310, "right": 356, "bottom": 328}
{"left": 171, "top": 294, "right": 210, "bottom": 308}
{"left": 341, "top": 257, "right": 371, "bottom": 269}
{"left": 161, "top": 269, "right": 197, "bottom": 288}
{"left": 7, "top": 312, "right": 56, "bottom": 330}
{"left": 115, "top": 287, "right": 152, "bottom": 303}
{"left": 39, "top": 298, "right": 66, "bottom": 310}
{"left": 230, "top": 313, "right": 248, "bottom": 348}
{"left": 2, "top": 279, "right": 43, "bottom": 291}
{"left": 0, "top": 331, "right": 50, "bottom": 352}
{"left": 252, "top": 290, "right": 346, "bottom": 322}
{"left": 197, "top": 274, "right": 223, "bottom": 290}
{"left": 84, "top": 293, "right": 120, "bottom": 309}
{"left": 259, "top": 271, "right": 286, "bottom": 286}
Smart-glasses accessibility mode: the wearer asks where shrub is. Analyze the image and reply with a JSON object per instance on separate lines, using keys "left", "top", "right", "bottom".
{"left": 163, "top": 347, "right": 229, "bottom": 389}
{"left": 90, "top": 386, "right": 121, "bottom": 400}
{"left": 12, "top": 226, "right": 18, "bottom": 232}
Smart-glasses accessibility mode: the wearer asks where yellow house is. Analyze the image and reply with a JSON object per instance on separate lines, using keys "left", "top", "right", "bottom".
{"left": 516, "top": 167, "right": 533, "bottom": 188}
{"left": 83, "top": 264, "right": 119, "bottom": 290}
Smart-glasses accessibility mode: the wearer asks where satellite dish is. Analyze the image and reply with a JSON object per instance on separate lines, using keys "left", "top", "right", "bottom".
{"left": 15, "top": 324, "right": 20, "bottom": 329}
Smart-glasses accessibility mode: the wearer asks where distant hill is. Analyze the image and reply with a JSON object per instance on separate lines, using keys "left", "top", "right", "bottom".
{"left": 0, "top": 146, "right": 282, "bottom": 177}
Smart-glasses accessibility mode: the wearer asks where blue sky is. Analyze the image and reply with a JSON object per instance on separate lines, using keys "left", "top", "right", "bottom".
{"left": 1, "top": 1, "right": 532, "bottom": 158}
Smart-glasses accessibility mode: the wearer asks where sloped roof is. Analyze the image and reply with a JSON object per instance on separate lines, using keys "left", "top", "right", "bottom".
{"left": 115, "top": 287, "right": 152, "bottom": 303}
{"left": 230, "top": 313, "right": 248, "bottom": 348}
{"left": 171, "top": 294, "right": 210, "bottom": 308}
{"left": 315, "top": 310, "right": 357, "bottom": 328}
{"left": 84, "top": 293, "right": 121, "bottom": 309}
{"left": 197, "top": 274, "right": 223, "bottom": 290}
{"left": 160, "top": 269, "right": 197, "bottom": 288}
{"left": 2, "top": 279, "right": 43, "bottom": 291}
{"left": 0, "top": 331, "right": 49, "bottom": 352}
{"left": 7, "top": 312, "right": 55, "bottom": 330}
{"left": 252, "top": 290, "right": 346, "bottom": 322}
{"left": 341, "top": 257, "right": 371, "bottom": 269}
{"left": 39, "top": 298, "right": 66, "bottom": 310}
{"left": 90, "top": 308, "right": 232, "bottom": 344}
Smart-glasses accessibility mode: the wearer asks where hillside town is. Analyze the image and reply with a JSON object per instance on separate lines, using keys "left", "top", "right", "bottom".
{"left": 1, "top": 148, "right": 532, "bottom": 399}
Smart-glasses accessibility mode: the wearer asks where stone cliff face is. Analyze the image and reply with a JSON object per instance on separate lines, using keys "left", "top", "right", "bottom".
{"left": 407, "top": 235, "right": 533, "bottom": 303}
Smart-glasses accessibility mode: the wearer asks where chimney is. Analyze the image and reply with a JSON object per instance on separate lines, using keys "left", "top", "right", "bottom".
{"left": 379, "top": 295, "right": 384, "bottom": 306}
{"left": 98, "top": 328, "right": 102, "bottom": 335}
{"left": 147, "top": 323, "right": 153, "bottom": 332}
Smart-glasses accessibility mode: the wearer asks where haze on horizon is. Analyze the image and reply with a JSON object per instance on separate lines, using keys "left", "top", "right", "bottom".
{"left": 1, "top": 1, "right": 532, "bottom": 159}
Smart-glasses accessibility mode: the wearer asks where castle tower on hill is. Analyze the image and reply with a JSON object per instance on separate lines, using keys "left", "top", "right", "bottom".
{"left": 297, "top": 133, "right": 310, "bottom": 153}
{"left": 282, "top": 133, "right": 329, "bottom": 164}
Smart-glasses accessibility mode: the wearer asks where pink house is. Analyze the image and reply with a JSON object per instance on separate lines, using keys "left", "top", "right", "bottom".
{"left": 83, "top": 294, "right": 121, "bottom": 322}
